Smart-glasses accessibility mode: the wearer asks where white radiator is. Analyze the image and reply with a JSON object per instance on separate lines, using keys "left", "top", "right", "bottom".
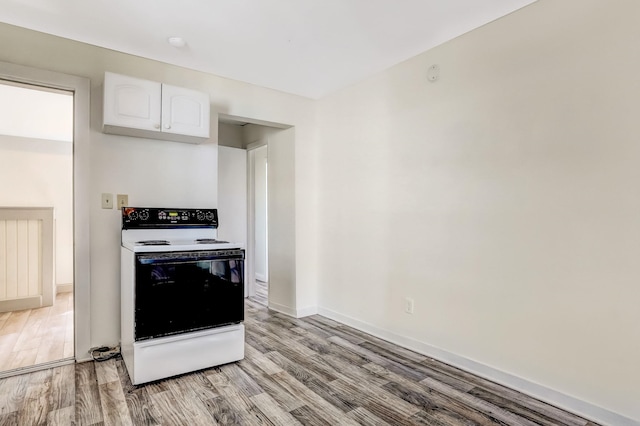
{"left": 0, "top": 207, "right": 54, "bottom": 312}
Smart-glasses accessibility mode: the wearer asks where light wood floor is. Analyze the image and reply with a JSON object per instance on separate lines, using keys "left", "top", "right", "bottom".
{"left": 0, "top": 292, "right": 74, "bottom": 373}
{"left": 0, "top": 298, "right": 599, "bottom": 425}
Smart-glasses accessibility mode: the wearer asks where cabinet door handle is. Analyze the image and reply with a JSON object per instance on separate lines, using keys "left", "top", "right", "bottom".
{"left": 154, "top": 124, "right": 160, "bottom": 129}
{"left": 164, "top": 125, "right": 171, "bottom": 130}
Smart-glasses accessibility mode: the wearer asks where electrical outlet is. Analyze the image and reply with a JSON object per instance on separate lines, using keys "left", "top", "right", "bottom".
{"left": 117, "top": 194, "right": 129, "bottom": 210}
{"left": 404, "top": 297, "right": 414, "bottom": 314}
{"left": 101, "top": 193, "right": 113, "bottom": 209}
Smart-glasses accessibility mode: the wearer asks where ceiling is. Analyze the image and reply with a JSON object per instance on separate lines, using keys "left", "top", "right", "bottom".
{"left": 0, "top": 0, "right": 537, "bottom": 99}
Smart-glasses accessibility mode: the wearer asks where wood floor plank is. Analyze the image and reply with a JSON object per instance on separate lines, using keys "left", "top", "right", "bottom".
{"left": 238, "top": 356, "right": 306, "bottom": 413}
{"left": 345, "top": 407, "right": 391, "bottom": 426}
{"left": 94, "top": 359, "right": 120, "bottom": 385}
{"left": 98, "top": 380, "right": 133, "bottom": 426}
{"left": 467, "top": 386, "right": 588, "bottom": 426}
{"left": 329, "top": 377, "right": 422, "bottom": 425}
{"left": 148, "top": 390, "right": 186, "bottom": 425}
{"left": 0, "top": 371, "right": 29, "bottom": 415}
{"left": 74, "top": 362, "right": 104, "bottom": 426}
{"left": 75, "top": 360, "right": 97, "bottom": 386}
{"left": 357, "top": 344, "right": 476, "bottom": 393}
{"left": 250, "top": 392, "right": 302, "bottom": 426}
{"left": 121, "top": 389, "right": 161, "bottom": 426}
{"left": 48, "top": 364, "right": 75, "bottom": 412}
{"left": 303, "top": 316, "right": 367, "bottom": 345}
{"left": 315, "top": 353, "right": 390, "bottom": 388}
{"left": 328, "top": 335, "right": 428, "bottom": 382}
{"left": 382, "top": 379, "right": 502, "bottom": 426}
{"left": 265, "top": 371, "right": 361, "bottom": 426}
{"left": 203, "top": 395, "right": 256, "bottom": 426}
{"left": 420, "top": 376, "right": 540, "bottom": 426}
{"left": 288, "top": 404, "right": 335, "bottom": 426}
{"left": 15, "top": 369, "right": 52, "bottom": 426}
{"left": 342, "top": 331, "right": 428, "bottom": 364}
{"left": 363, "top": 361, "right": 517, "bottom": 426}
{"left": 248, "top": 324, "right": 317, "bottom": 359}
{"left": 266, "top": 349, "right": 339, "bottom": 384}
{"left": 294, "top": 330, "right": 372, "bottom": 366}
{"left": 9, "top": 347, "right": 38, "bottom": 369}
{"left": 222, "top": 362, "right": 265, "bottom": 397}
{"left": 183, "top": 370, "right": 221, "bottom": 402}
{"left": 244, "top": 344, "right": 284, "bottom": 376}
{"left": 166, "top": 373, "right": 219, "bottom": 424}
{"left": 0, "top": 412, "right": 18, "bottom": 426}
{"left": 116, "top": 358, "right": 162, "bottom": 426}
{"left": 0, "top": 310, "right": 30, "bottom": 335}
{"left": 206, "top": 367, "right": 272, "bottom": 425}
{"left": 46, "top": 405, "right": 74, "bottom": 426}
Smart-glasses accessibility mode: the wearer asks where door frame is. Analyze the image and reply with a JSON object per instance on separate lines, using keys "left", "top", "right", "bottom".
{"left": 246, "top": 138, "right": 268, "bottom": 300}
{"left": 0, "top": 61, "right": 91, "bottom": 364}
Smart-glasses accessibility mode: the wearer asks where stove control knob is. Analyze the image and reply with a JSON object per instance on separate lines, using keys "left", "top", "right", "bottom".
{"left": 139, "top": 210, "right": 149, "bottom": 221}
{"left": 128, "top": 211, "right": 138, "bottom": 220}
{"left": 196, "top": 211, "right": 205, "bottom": 221}
{"left": 205, "top": 211, "right": 214, "bottom": 221}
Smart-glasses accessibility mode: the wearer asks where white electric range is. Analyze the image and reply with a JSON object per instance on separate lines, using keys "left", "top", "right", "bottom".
{"left": 120, "top": 207, "right": 245, "bottom": 385}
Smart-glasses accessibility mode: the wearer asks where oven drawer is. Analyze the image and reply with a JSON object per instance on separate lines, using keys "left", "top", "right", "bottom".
{"left": 122, "top": 324, "right": 244, "bottom": 385}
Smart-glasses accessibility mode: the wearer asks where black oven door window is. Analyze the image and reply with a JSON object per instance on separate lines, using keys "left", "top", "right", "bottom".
{"left": 134, "top": 250, "right": 244, "bottom": 341}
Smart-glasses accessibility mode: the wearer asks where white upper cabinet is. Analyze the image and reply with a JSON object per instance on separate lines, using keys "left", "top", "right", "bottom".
{"left": 104, "top": 72, "right": 161, "bottom": 132}
{"left": 103, "top": 72, "right": 210, "bottom": 143}
{"left": 161, "top": 84, "right": 210, "bottom": 138}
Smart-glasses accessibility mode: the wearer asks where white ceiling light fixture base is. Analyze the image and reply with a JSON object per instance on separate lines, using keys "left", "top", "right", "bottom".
{"left": 167, "top": 37, "right": 186, "bottom": 48}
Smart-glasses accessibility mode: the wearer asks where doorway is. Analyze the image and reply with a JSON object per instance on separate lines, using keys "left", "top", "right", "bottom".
{"left": 0, "top": 80, "right": 74, "bottom": 372}
{"left": 217, "top": 119, "right": 270, "bottom": 305}
{"left": 0, "top": 61, "right": 91, "bottom": 375}
{"left": 218, "top": 114, "right": 294, "bottom": 311}
{"left": 251, "top": 144, "right": 268, "bottom": 305}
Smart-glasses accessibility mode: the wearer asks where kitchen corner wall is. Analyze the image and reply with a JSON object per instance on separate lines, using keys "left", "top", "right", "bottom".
{"left": 0, "top": 22, "right": 318, "bottom": 356}
{"left": 316, "top": 0, "right": 640, "bottom": 423}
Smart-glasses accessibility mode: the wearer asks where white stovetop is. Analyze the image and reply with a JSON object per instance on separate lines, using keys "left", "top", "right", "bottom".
{"left": 121, "top": 228, "right": 244, "bottom": 253}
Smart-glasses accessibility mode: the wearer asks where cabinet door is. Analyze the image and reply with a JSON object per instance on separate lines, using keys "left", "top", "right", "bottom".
{"left": 161, "top": 84, "right": 210, "bottom": 138}
{"left": 104, "top": 72, "right": 161, "bottom": 132}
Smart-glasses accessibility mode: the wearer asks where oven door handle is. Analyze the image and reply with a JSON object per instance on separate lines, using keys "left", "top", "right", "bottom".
{"left": 136, "top": 250, "right": 244, "bottom": 264}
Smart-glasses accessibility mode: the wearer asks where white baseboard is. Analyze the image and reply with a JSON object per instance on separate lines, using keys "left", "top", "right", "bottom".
{"left": 296, "top": 305, "right": 318, "bottom": 317}
{"left": 255, "top": 273, "right": 267, "bottom": 283}
{"left": 56, "top": 283, "right": 73, "bottom": 294}
{"left": 0, "top": 296, "right": 42, "bottom": 312}
{"left": 268, "top": 302, "right": 297, "bottom": 317}
{"left": 267, "top": 302, "right": 318, "bottom": 318}
{"left": 317, "top": 306, "right": 638, "bottom": 426}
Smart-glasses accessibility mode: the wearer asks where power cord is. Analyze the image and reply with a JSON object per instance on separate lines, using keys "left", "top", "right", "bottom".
{"left": 89, "top": 345, "right": 121, "bottom": 362}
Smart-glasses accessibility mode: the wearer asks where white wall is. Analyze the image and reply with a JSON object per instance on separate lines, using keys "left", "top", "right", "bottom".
{"left": 267, "top": 128, "right": 297, "bottom": 313}
{"left": 217, "top": 146, "right": 247, "bottom": 247}
{"left": 0, "top": 135, "right": 73, "bottom": 285}
{"left": 0, "top": 23, "right": 317, "bottom": 356}
{"left": 316, "top": 0, "right": 640, "bottom": 423}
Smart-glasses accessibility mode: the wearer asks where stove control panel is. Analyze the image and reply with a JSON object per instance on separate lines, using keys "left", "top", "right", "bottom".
{"left": 122, "top": 207, "right": 218, "bottom": 229}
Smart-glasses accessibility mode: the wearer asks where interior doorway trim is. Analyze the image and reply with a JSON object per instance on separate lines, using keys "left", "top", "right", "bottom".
{"left": 246, "top": 138, "right": 268, "bottom": 300}
{"left": 0, "top": 61, "right": 91, "bottom": 363}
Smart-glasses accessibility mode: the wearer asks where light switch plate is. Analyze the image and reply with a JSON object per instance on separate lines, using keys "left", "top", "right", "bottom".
{"left": 101, "top": 193, "right": 113, "bottom": 209}
{"left": 117, "top": 194, "right": 129, "bottom": 210}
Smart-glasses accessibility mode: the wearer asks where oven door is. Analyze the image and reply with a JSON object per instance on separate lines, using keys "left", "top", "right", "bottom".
{"left": 134, "top": 249, "right": 244, "bottom": 341}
